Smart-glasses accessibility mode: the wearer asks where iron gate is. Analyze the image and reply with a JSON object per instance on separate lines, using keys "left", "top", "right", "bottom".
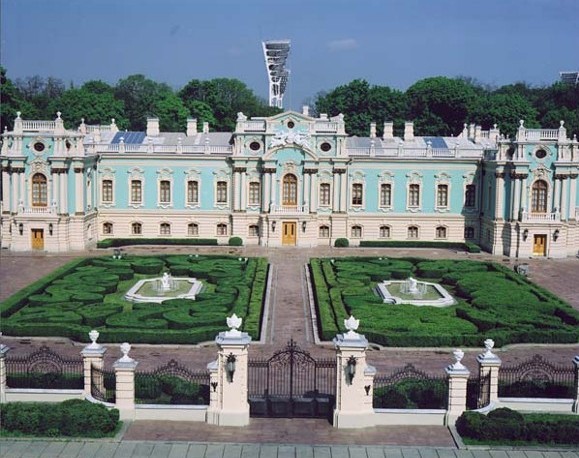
{"left": 248, "top": 340, "right": 336, "bottom": 418}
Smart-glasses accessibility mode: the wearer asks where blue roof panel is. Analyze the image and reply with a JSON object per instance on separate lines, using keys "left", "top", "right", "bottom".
{"left": 111, "top": 132, "right": 146, "bottom": 144}
{"left": 424, "top": 137, "right": 448, "bottom": 149}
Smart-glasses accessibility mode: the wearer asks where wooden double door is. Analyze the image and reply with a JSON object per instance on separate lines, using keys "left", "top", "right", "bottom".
{"left": 31, "top": 229, "right": 44, "bottom": 250}
{"left": 282, "top": 222, "right": 296, "bottom": 246}
{"left": 532, "top": 234, "right": 546, "bottom": 256}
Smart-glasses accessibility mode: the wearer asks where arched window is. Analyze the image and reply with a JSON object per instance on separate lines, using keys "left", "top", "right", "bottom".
{"left": 408, "top": 226, "right": 419, "bottom": 239}
{"left": 436, "top": 226, "right": 447, "bottom": 239}
{"left": 187, "top": 180, "right": 199, "bottom": 204}
{"left": 319, "top": 225, "right": 330, "bottom": 238}
{"left": 379, "top": 225, "right": 390, "bottom": 238}
{"left": 351, "top": 225, "right": 362, "bottom": 238}
{"left": 103, "top": 222, "right": 113, "bottom": 235}
{"left": 217, "top": 223, "right": 228, "bottom": 236}
{"left": 282, "top": 174, "right": 298, "bottom": 206}
{"left": 188, "top": 223, "right": 199, "bottom": 236}
{"left": 32, "top": 173, "right": 48, "bottom": 207}
{"left": 249, "top": 224, "right": 259, "bottom": 237}
{"left": 131, "top": 222, "right": 142, "bottom": 235}
{"left": 160, "top": 222, "right": 171, "bottom": 235}
{"left": 531, "top": 180, "right": 548, "bottom": 213}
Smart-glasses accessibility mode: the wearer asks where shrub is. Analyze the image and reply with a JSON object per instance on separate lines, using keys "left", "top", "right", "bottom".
{"left": 0, "top": 400, "right": 119, "bottom": 437}
{"left": 334, "top": 238, "right": 349, "bottom": 248}
{"left": 228, "top": 236, "right": 243, "bottom": 246}
{"left": 97, "top": 238, "right": 218, "bottom": 248}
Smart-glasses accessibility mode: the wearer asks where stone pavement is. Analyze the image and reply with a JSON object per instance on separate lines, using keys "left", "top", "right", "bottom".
{"left": 1, "top": 440, "right": 578, "bottom": 458}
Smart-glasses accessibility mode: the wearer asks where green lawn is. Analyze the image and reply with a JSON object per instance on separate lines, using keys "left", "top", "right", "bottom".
{"left": 0, "top": 255, "right": 268, "bottom": 344}
{"left": 310, "top": 257, "right": 579, "bottom": 346}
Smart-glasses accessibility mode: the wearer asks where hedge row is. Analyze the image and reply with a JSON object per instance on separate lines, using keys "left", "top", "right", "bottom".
{"left": 359, "top": 240, "right": 481, "bottom": 252}
{"left": 97, "top": 238, "right": 218, "bottom": 248}
{"left": 1, "top": 400, "right": 119, "bottom": 437}
{"left": 456, "top": 408, "right": 579, "bottom": 445}
{"left": 309, "top": 257, "right": 579, "bottom": 346}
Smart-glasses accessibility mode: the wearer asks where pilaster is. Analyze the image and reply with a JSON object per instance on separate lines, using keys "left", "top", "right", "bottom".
{"left": 445, "top": 349, "right": 470, "bottom": 425}
{"left": 333, "top": 316, "right": 375, "bottom": 428}
{"left": 207, "top": 315, "right": 252, "bottom": 426}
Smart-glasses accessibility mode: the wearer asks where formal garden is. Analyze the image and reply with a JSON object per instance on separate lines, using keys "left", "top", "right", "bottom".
{"left": 310, "top": 257, "right": 579, "bottom": 346}
{"left": 0, "top": 254, "right": 268, "bottom": 344}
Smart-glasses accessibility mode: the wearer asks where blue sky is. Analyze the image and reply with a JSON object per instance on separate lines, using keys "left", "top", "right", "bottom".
{"left": 2, "top": 0, "right": 578, "bottom": 111}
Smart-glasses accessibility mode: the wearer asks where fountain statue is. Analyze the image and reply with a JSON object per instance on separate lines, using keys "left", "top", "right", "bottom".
{"left": 407, "top": 277, "right": 419, "bottom": 294}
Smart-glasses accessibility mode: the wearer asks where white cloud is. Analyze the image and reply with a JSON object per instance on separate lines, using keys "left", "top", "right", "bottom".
{"left": 327, "top": 38, "right": 359, "bottom": 51}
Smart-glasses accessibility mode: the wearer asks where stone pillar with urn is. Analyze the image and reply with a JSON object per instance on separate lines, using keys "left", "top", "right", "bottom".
{"left": 476, "top": 339, "right": 501, "bottom": 406}
{"left": 113, "top": 343, "right": 138, "bottom": 420}
{"left": 573, "top": 355, "right": 579, "bottom": 413}
{"left": 445, "top": 348, "right": 470, "bottom": 425}
{"left": 0, "top": 338, "right": 9, "bottom": 404}
{"left": 333, "top": 316, "right": 376, "bottom": 428}
{"left": 206, "top": 314, "right": 252, "bottom": 426}
{"left": 81, "top": 330, "right": 107, "bottom": 398}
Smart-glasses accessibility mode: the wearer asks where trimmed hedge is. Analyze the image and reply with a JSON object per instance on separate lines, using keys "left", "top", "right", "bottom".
{"left": 456, "top": 408, "right": 579, "bottom": 445}
{"left": 359, "top": 240, "right": 482, "bottom": 253}
{"left": 334, "top": 238, "right": 349, "bottom": 247}
{"left": 97, "top": 238, "right": 218, "bottom": 248}
{"left": 228, "top": 236, "right": 243, "bottom": 246}
{"left": 1, "top": 400, "right": 119, "bottom": 437}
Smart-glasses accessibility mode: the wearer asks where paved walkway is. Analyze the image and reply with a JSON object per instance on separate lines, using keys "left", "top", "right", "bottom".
{"left": 1, "top": 440, "right": 578, "bottom": 458}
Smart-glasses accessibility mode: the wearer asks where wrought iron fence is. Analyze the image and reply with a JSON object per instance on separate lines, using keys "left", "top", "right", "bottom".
{"left": 134, "top": 360, "right": 210, "bottom": 405}
{"left": 91, "top": 364, "right": 116, "bottom": 403}
{"left": 6, "top": 346, "right": 83, "bottom": 389}
{"left": 466, "top": 372, "right": 491, "bottom": 410}
{"left": 498, "top": 355, "right": 575, "bottom": 398}
{"left": 373, "top": 364, "right": 448, "bottom": 409}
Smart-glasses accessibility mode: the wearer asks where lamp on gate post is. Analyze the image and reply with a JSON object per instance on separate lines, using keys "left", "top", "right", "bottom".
{"left": 226, "top": 353, "right": 236, "bottom": 382}
{"left": 346, "top": 355, "right": 357, "bottom": 384}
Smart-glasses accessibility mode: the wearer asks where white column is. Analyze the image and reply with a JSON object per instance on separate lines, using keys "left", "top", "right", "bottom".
{"left": 560, "top": 177, "right": 569, "bottom": 220}
{"left": 206, "top": 318, "right": 252, "bottom": 426}
{"left": 52, "top": 172, "right": 60, "bottom": 212}
{"left": 11, "top": 171, "right": 18, "bottom": 211}
{"left": 19, "top": 171, "right": 25, "bottom": 208}
{"left": 310, "top": 172, "right": 318, "bottom": 213}
{"left": 340, "top": 172, "right": 348, "bottom": 213}
{"left": 263, "top": 171, "right": 271, "bottom": 212}
{"left": 333, "top": 318, "right": 376, "bottom": 428}
{"left": 332, "top": 172, "right": 340, "bottom": 212}
{"left": 554, "top": 177, "right": 561, "bottom": 213}
{"left": 271, "top": 175, "right": 277, "bottom": 208}
{"left": 520, "top": 176, "right": 528, "bottom": 214}
{"left": 495, "top": 173, "right": 504, "bottom": 219}
{"left": 232, "top": 170, "right": 240, "bottom": 211}
{"left": 240, "top": 170, "right": 247, "bottom": 211}
{"left": 303, "top": 171, "right": 310, "bottom": 211}
{"left": 513, "top": 177, "right": 521, "bottom": 220}
{"left": 75, "top": 168, "right": 84, "bottom": 213}
{"left": 60, "top": 172, "right": 67, "bottom": 214}
{"left": 2, "top": 169, "right": 11, "bottom": 213}
{"left": 569, "top": 175, "right": 577, "bottom": 220}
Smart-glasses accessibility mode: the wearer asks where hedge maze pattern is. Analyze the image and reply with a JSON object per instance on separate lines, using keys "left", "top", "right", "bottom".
{"left": 1, "top": 255, "right": 268, "bottom": 344}
{"left": 310, "top": 257, "right": 579, "bottom": 347}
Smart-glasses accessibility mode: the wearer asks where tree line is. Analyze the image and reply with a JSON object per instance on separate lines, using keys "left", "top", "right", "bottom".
{"left": 1, "top": 67, "right": 578, "bottom": 139}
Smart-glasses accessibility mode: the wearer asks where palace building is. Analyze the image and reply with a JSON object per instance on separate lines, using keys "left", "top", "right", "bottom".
{"left": 1, "top": 109, "right": 578, "bottom": 257}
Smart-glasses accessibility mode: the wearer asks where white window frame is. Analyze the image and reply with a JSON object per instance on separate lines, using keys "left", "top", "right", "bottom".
{"left": 188, "top": 222, "right": 199, "bottom": 236}
{"left": 128, "top": 167, "right": 145, "bottom": 208}
{"left": 406, "top": 171, "right": 423, "bottom": 212}
{"left": 379, "top": 225, "right": 391, "bottom": 238}
{"left": 160, "top": 222, "right": 171, "bottom": 235}
{"left": 157, "top": 168, "right": 174, "bottom": 209}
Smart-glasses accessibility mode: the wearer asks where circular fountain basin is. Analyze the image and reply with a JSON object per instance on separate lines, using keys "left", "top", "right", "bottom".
{"left": 124, "top": 277, "right": 203, "bottom": 303}
{"left": 377, "top": 280, "right": 456, "bottom": 307}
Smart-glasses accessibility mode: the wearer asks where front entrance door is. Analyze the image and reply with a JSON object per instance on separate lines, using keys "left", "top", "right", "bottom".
{"left": 31, "top": 229, "right": 44, "bottom": 250}
{"left": 282, "top": 222, "right": 296, "bottom": 246}
{"left": 248, "top": 340, "right": 336, "bottom": 418}
{"left": 533, "top": 234, "right": 546, "bottom": 256}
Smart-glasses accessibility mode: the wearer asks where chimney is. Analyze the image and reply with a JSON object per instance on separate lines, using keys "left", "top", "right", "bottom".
{"left": 468, "top": 123, "right": 475, "bottom": 140}
{"left": 383, "top": 122, "right": 393, "bottom": 140}
{"left": 370, "top": 122, "right": 377, "bottom": 138}
{"left": 404, "top": 122, "right": 414, "bottom": 141}
{"left": 302, "top": 105, "right": 309, "bottom": 116}
{"left": 146, "top": 117, "right": 159, "bottom": 137}
{"left": 474, "top": 125, "right": 482, "bottom": 143}
{"left": 203, "top": 122, "right": 209, "bottom": 134}
{"left": 187, "top": 118, "right": 198, "bottom": 137}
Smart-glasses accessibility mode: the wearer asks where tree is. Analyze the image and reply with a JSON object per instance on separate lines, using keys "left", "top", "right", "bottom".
{"left": 186, "top": 100, "right": 217, "bottom": 130}
{"left": 47, "top": 87, "right": 128, "bottom": 130}
{"left": 14, "top": 75, "right": 66, "bottom": 119}
{"left": 315, "top": 79, "right": 407, "bottom": 136}
{"left": 81, "top": 80, "right": 115, "bottom": 95}
{"left": 179, "top": 78, "right": 277, "bottom": 131}
{"left": 406, "top": 77, "right": 481, "bottom": 136}
{"left": 153, "top": 93, "right": 189, "bottom": 132}
{"left": 114, "top": 74, "right": 172, "bottom": 130}
{"left": 0, "top": 67, "right": 34, "bottom": 130}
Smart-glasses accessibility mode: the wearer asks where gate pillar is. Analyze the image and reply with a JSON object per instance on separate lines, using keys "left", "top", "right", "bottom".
{"left": 476, "top": 338, "right": 501, "bottom": 406}
{"left": 445, "top": 349, "right": 470, "bottom": 425}
{"left": 207, "top": 314, "right": 252, "bottom": 426}
{"left": 573, "top": 355, "right": 579, "bottom": 413}
{"left": 81, "top": 330, "right": 107, "bottom": 397}
{"left": 333, "top": 316, "right": 376, "bottom": 428}
{"left": 0, "top": 342, "right": 9, "bottom": 403}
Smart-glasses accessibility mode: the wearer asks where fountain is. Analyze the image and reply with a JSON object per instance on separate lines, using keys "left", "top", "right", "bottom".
{"left": 376, "top": 277, "right": 456, "bottom": 307}
{"left": 124, "top": 272, "right": 203, "bottom": 304}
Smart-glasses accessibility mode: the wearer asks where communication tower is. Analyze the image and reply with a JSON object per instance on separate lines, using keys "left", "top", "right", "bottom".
{"left": 262, "top": 40, "right": 291, "bottom": 108}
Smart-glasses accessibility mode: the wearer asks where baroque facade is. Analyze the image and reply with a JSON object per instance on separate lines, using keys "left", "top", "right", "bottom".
{"left": 1, "top": 109, "right": 578, "bottom": 258}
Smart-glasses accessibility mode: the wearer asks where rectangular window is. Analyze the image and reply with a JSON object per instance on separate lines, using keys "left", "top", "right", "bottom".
{"left": 249, "top": 225, "right": 259, "bottom": 237}
{"left": 437, "top": 184, "right": 448, "bottom": 207}
{"left": 352, "top": 184, "right": 363, "bottom": 206}
{"left": 102, "top": 180, "right": 113, "bottom": 203}
{"left": 188, "top": 223, "right": 199, "bottom": 236}
{"left": 465, "top": 185, "right": 476, "bottom": 207}
{"left": 464, "top": 226, "right": 475, "bottom": 239}
{"left": 217, "top": 181, "right": 227, "bottom": 204}
{"left": 249, "top": 182, "right": 260, "bottom": 206}
{"left": 160, "top": 223, "right": 171, "bottom": 235}
{"left": 436, "top": 226, "right": 447, "bottom": 239}
{"left": 409, "top": 184, "right": 420, "bottom": 207}
{"left": 187, "top": 181, "right": 199, "bottom": 204}
{"left": 131, "top": 180, "right": 142, "bottom": 204}
{"left": 319, "top": 183, "right": 331, "bottom": 206}
{"left": 408, "top": 226, "right": 418, "bottom": 239}
{"left": 351, "top": 226, "right": 362, "bottom": 238}
{"left": 132, "top": 222, "right": 142, "bottom": 235}
{"left": 319, "top": 226, "right": 330, "bottom": 238}
{"left": 160, "top": 180, "right": 171, "bottom": 203}
{"left": 380, "top": 184, "right": 391, "bottom": 207}
{"left": 217, "top": 223, "right": 228, "bottom": 236}
{"left": 379, "top": 226, "right": 390, "bottom": 238}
